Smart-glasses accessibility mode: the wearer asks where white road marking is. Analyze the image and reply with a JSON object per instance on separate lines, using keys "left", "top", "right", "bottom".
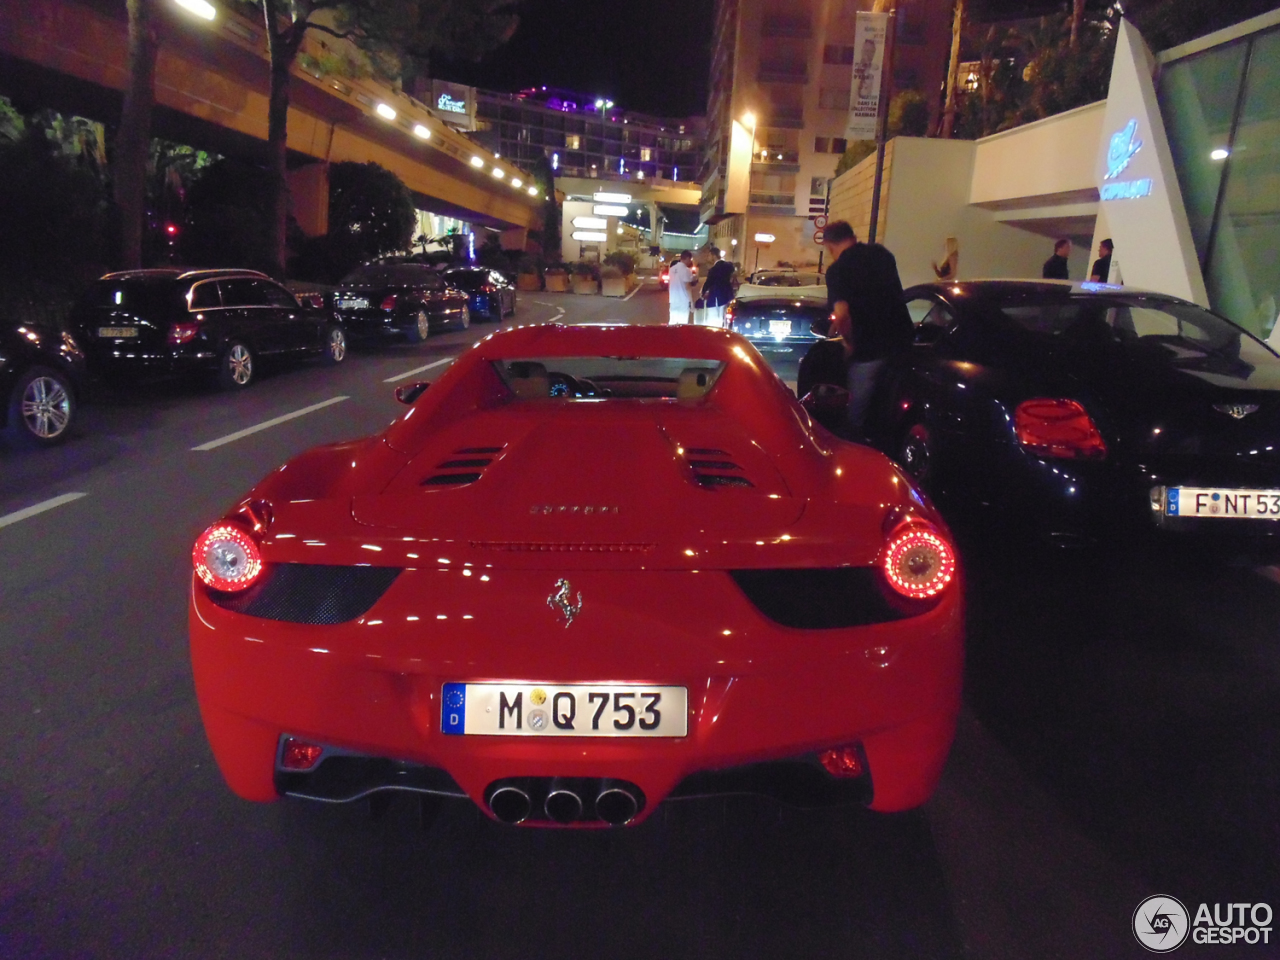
{"left": 550, "top": 311, "right": 565, "bottom": 323}
{"left": 191, "top": 396, "right": 349, "bottom": 451}
{"left": 532, "top": 300, "right": 555, "bottom": 306}
{"left": 0, "top": 492, "right": 87, "bottom": 529}
{"left": 382, "top": 356, "right": 456, "bottom": 383}
{"left": 622, "top": 281, "right": 645, "bottom": 301}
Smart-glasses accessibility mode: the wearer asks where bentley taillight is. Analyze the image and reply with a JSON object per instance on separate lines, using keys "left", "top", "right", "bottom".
{"left": 1015, "top": 398, "right": 1107, "bottom": 459}
{"left": 280, "top": 737, "right": 324, "bottom": 770}
{"left": 193, "top": 522, "right": 263, "bottom": 592}
{"left": 881, "top": 523, "right": 956, "bottom": 600}
{"left": 380, "top": 294, "right": 398, "bottom": 310}
{"left": 168, "top": 322, "right": 198, "bottom": 344}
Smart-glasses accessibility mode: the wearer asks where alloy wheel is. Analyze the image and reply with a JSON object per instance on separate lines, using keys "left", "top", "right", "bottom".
{"left": 21, "top": 374, "right": 72, "bottom": 440}
{"left": 228, "top": 344, "right": 252, "bottom": 385}
{"left": 416, "top": 310, "right": 430, "bottom": 340}
{"left": 327, "top": 327, "right": 347, "bottom": 362}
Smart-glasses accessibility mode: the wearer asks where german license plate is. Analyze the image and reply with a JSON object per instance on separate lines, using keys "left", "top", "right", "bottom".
{"left": 98, "top": 326, "right": 138, "bottom": 338}
{"left": 441, "top": 682, "right": 687, "bottom": 737}
{"left": 336, "top": 297, "right": 369, "bottom": 310}
{"left": 1167, "top": 487, "right": 1280, "bottom": 519}
{"left": 770, "top": 320, "right": 792, "bottom": 337}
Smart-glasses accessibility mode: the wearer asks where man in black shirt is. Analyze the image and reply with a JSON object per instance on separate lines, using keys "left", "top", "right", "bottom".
{"left": 700, "top": 246, "right": 736, "bottom": 326}
{"left": 798, "top": 220, "right": 912, "bottom": 438}
{"left": 1042, "top": 238, "right": 1071, "bottom": 279}
{"left": 1090, "top": 238, "right": 1114, "bottom": 282}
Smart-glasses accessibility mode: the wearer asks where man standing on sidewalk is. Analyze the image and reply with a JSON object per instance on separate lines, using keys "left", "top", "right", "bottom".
{"left": 798, "top": 220, "right": 912, "bottom": 439}
{"left": 668, "top": 250, "right": 696, "bottom": 325}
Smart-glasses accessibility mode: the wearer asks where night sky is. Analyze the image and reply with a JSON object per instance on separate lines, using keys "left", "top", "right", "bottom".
{"left": 436, "top": 0, "right": 716, "bottom": 119}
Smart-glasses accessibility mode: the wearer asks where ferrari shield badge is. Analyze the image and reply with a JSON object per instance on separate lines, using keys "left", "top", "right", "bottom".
{"left": 548, "top": 578, "right": 583, "bottom": 627}
{"left": 1212, "top": 403, "right": 1259, "bottom": 420}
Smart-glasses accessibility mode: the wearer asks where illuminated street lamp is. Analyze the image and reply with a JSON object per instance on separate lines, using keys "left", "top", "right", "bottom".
{"left": 375, "top": 103, "right": 396, "bottom": 121}
{"left": 470, "top": 156, "right": 485, "bottom": 168}
{"left": 173, "top": 0, "right": 216, "bottom": 19}
{"left": 413, "top": 124, "right": 431, "bottom": 140}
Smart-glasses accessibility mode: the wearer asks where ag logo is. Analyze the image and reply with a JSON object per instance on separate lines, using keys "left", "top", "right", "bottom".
{"left": 1134, "top": 895, "right": 1190, "bottom": 953}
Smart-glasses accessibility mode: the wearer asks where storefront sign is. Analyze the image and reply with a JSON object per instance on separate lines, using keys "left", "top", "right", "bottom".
{"left": 846, "top": 13, "right": 888, "bottom": 141}
{"left": 437, "top": 94, "right": 467, "bottom": 114}
{"left": 1101, "top": 179, "right": 1153, "bottom": 200}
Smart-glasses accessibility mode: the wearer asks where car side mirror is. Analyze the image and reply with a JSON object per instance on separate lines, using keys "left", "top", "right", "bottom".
{"left": 395, "top": 381, "right": 431, "bottom": 404}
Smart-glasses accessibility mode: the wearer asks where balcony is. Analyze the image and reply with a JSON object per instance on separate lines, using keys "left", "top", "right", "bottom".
{"left": 762, "top": 15, "right": 812, "bottom": 38}
{"left": 765, "top": 108, "right": 805, "bottom": 129}
{"left": 749, "top": 193, "right": 796, "bottom": 215}
{"left": 758, "top": 62, "right": 809, "bottom": 84}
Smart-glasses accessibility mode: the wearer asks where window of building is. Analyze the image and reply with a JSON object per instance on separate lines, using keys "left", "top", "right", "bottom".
{"left": 831, "top": 137, "right": 848, "bottom": 154}
{"left": 814, "top": 136, "right": 830, "bottom": 153}
{"left": 811, "top": 176, "right": 828, "bottom": 196}
{"left": 823, "top": 45, "right": 855, "bottom": 65}
{"left": 819, "top": 88, "right": 850, "bottom": 110}
{"left": 641, "top": 147, "right": 652, "bottom": 161}
{"left": 565, "top": 134, "right": 581, "bottom": 149}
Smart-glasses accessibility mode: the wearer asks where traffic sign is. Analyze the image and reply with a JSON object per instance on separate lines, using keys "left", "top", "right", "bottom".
{"left": 813, "top": 215, "right": 828, "bottom": 229}
{"left": 813, "top": 229, "right": 825, "bottom": 245}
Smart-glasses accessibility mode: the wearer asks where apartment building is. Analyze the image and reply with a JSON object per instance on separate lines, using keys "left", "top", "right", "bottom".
{"left": 700, "top": 0, "right": 951, "bottom": 271}
{"left": 473, "top": 87, "right": 705, "bottom": 183}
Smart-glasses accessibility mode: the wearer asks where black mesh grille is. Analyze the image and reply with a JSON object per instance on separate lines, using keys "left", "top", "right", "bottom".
{"left": 208, "top": 564, "right": 402, "bottom": 624}
{"left": 731, "top": 568, "right": 931, "bottom": 628}
{"left": 698, "top": 475, "right": 754, "bottom": 488}
{"left": 422, "top": 472, "right": 482, "bottom": 486}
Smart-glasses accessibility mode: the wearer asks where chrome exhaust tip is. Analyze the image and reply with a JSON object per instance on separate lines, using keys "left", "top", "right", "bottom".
{"left": 595, "top": 782, "right": 640, "bottom": 825}
{"left": 544, "top": 781, "right": 584, "bottom": 824}
{"left": 488, "top": 785, "right": 532, "bottom": 824}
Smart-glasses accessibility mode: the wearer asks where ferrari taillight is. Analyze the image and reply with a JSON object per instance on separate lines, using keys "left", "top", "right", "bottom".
{"left": 193, "top": 522, "right": 263, "bottom": 592}
{"left": 818, "top": 744, "right": 866, "bottom": 778}
{"left": 380, "top": 293, "right": 398, "bottom": 310}
{"left": 1014, "top": 398, "right": 1107, "bottom": 459}
{"left": 881, "top": 523, "right": 956, "bottom": 600}
{"left": 280, "top": 737, "right": 324, "bottom": 770}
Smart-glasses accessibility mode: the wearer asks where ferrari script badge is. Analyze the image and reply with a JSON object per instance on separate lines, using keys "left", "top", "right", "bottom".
{"left": 548, "top": 578, "right": 583, "bottom": 627}
{"left": 1213, "top": 403, "right": 1259, "bottom": 420}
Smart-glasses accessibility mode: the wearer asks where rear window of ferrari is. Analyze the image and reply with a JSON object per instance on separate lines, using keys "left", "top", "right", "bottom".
{"left": 494, "top": 357, "right": 726, "bottom": 399}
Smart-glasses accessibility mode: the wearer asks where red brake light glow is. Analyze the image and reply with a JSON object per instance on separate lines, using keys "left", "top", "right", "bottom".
{"left": 818, "top": 744, "right": 866, "bottom": 778}
{"left": 882, "top": 524, "right": 956, "bottom": 600}
{"left": 281, "top": 738, "right": 324, "bottom": 770}
{"left": 380, "top": 293, "right": 398, "bottom": 310}
{"left": 1014, "top": 398, "right": 1107, "bottom": 459}
{"left": 168, "top": 322, "right": 198, "bottom": 344}
{"left": 193, "top": 522, "right": 263, "bottom": 592}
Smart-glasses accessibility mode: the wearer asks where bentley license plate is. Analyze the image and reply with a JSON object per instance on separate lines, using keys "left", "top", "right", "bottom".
{"left": 1167, "top": 487, "right": 1280, "bottom": 519}
{"left": 98, "top": 326, "right": 138, "bottom": 338}
{"left": 441, "top": 682, "right": 687, "bottom": 737}
{"left": 336, "top": 297, "right": 370, "bottom": 310}
{"left": 770, "top": 320, "right": 792, "bottom": 337}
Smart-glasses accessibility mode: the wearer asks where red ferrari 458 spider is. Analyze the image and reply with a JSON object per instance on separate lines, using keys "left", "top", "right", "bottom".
{"left": 189, "top": 324, "right": 963, "bottom": 827}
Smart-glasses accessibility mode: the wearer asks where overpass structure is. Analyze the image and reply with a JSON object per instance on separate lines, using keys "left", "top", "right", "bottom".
{"left": 0, "top": 0, "right": 542, "bottom": 239}
{"left": 555, "top": 175, "right": 703, "bottom": 261}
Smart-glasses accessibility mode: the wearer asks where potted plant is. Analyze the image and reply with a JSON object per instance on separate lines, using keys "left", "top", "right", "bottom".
{"left": 600, "top": 265, "right": 626, "bottom": 297}
{"left": 544, "top": 262, "right": 570, "bottom": 292}
{"left": 603, "top": 251, "right": 637, "bottom": 295}
{"left": 571, "top": 261, "right": 599, "bottom": 295}
{"left": 516, "top": 254, "right": 542, "bottom": 292}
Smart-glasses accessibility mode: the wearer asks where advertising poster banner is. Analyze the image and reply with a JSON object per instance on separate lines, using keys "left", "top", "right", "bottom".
{"left": 847, "top": 12, "right": 888, "bottom": 141}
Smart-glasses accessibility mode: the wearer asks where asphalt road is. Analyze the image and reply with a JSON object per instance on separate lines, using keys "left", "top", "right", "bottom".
{"left": 1, "top": 280, "right": 1277, "bottom": 959}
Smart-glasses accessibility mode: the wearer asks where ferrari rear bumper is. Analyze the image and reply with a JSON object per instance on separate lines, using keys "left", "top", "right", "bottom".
{"left": 189, "top": 567, "right": 963, "bottom": 824}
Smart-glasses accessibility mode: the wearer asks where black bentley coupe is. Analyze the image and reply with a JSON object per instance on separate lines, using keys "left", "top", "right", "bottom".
{"left": 332, "top": 261, "right": 470, "bottom": 341}
{"left": 871, "top": 280, "right": 1280, "bottom": 557}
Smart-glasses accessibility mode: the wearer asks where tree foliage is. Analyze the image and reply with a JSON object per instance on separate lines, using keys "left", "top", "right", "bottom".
{"left": 0, "top": 115, "right": 110, "bottom": 322}
{"left": 329, "top": 160, "right": 416, "bottom": 260}
{"left": 234, "top": 0, "right": 520, "bottom": 276}
{"left": 952, "top": 7, "right": 1117, "bottom": 138}
{"left": 181, "top": 157, "right": 277, "bottom": 273}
